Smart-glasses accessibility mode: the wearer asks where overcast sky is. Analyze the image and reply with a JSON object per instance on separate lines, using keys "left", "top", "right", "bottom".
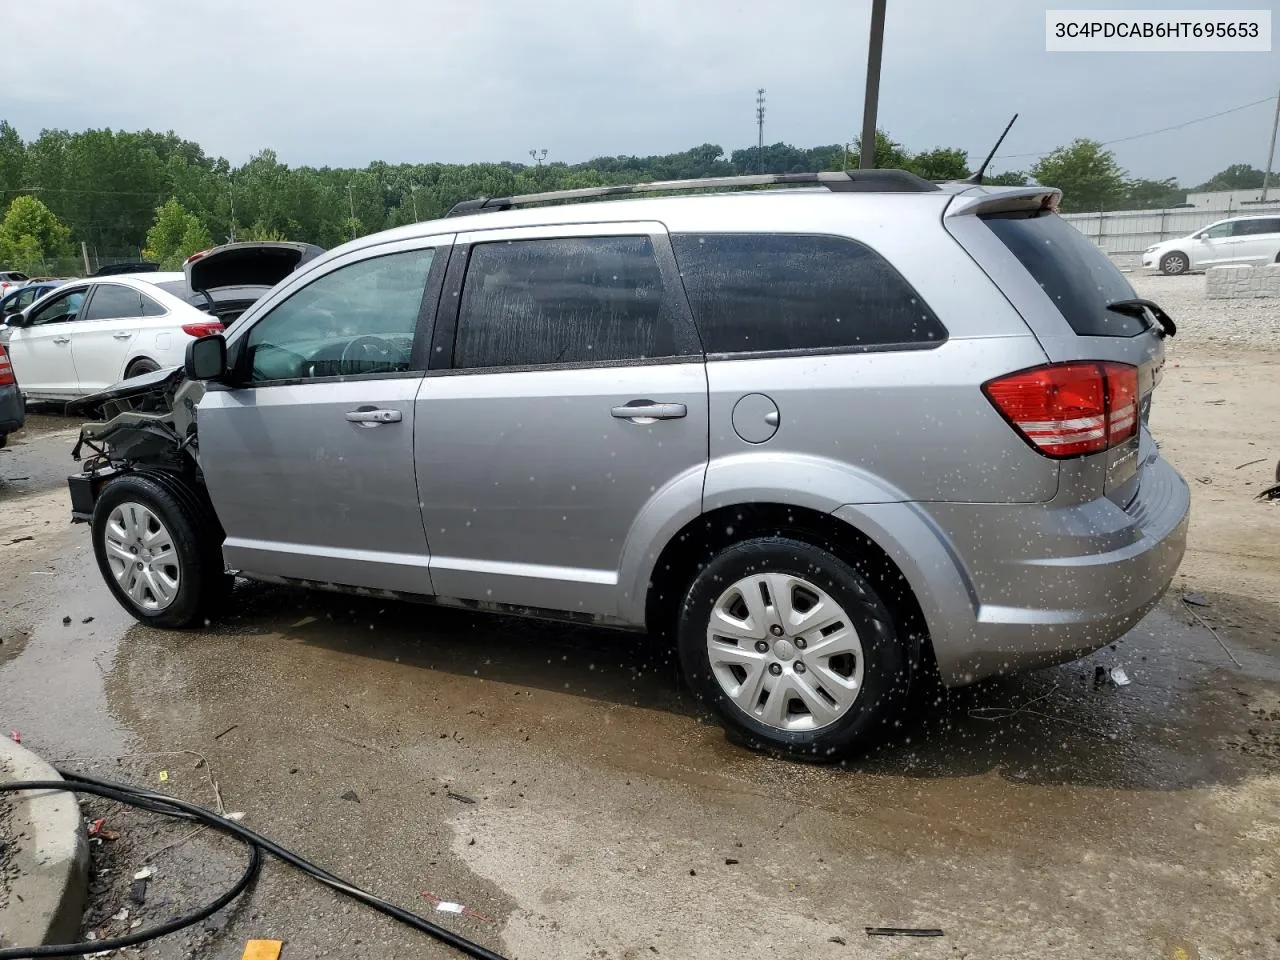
{"left": 2, "top": 0, "right": 1276, "bottom": 184}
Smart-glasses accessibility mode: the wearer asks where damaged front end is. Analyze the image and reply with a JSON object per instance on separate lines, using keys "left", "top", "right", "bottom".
{"left": 66, "top": 367, "right": 207, "bottom": 521}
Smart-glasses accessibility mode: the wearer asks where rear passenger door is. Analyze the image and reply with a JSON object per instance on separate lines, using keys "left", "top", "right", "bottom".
{"left": 71, "top": 282, "right": 149, "bottom": 391}
{"left": 1230, "top": 217, "right": 1280, "bottom": 265}
{"left": 415, "top": 223, "right": 708, "bottom": 617}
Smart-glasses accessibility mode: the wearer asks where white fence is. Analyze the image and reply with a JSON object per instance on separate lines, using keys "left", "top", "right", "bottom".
{"left": 1063, "top": 202, "right": 1280, "bottom": 254}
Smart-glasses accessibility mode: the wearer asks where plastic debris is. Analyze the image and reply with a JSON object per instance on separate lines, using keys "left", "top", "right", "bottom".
{"left": 1109, "top": 667, "right": 1131, "bottom": 687}
{"left": 340, "top": 789, "right": 360, "bottom": 802}
{"left": 421, "top": 891, "right": 494, "bottom": 923}
{"left": 1182, "top": 592, "right": 1211, "bottom": 607}
{"left": 130, "top": 919, "right": 142, "bottom": 930}
{"left": 111, "top": 908, "right": 129, "bottom": 922}
{"left": 240, "top": 940, "right": 284, "bottom": 960}
{"left": 88, "top": 818, "right": 106, "bottom": 838}
{"left": 128, "top": 879, "right": 148, "bottom": 906}
{"left": 133, "top": 866, "right": 154, "bottom": 881}
{"left": 225, "top": 811, "right": 247, "bottom": 822}
{"left": 865, "top": 927, "right": 944, "bottom": 937}
{"left": 9, "top": 730, "right": 19, "bottom": 743}
{"left": 158, "top": 770, "right": 169, "bottom": 782}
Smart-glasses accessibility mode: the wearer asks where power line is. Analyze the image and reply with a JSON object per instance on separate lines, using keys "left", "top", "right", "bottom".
{"left": 988, "top": 95, "right": 1274, "bottom": 162}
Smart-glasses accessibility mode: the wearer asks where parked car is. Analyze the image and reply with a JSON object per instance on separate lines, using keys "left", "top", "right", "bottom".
{"left": 1143, "top": 214, "right": 1280, "bottom": 275}
{"left": 66, "top": 172, "right": 1189, "bottom": 759}
{"left": 6, "top": 245, "right": 320, "bottom": 402}
{"left": 0, "top": 279, "right": 67, "bottom": 319}
{"left": 0, "top": 342, "right": 23, "bottom": 448}
{"left": 0, "top": 271, "right": 30, "bottom": 297}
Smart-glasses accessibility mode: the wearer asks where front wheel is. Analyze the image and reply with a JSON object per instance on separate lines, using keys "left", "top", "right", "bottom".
{"left": 677, "top": 537, "right": 908, "bottom": 760}
{"left": 1160, "top": 251, "right": 1189, "bottom": 276}
{"left": 91, "top": 472, "right": 230, "bottom": 628}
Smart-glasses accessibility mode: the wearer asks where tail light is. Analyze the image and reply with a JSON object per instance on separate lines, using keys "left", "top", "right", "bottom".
{"left": 0, "top": 346, "right": 14, "bottom": 386}
{"left": 181, "top": 321, "right": 225, "bottom": 338}
{"left": 983, "top": 361, "right": 1138, "bottom": 458}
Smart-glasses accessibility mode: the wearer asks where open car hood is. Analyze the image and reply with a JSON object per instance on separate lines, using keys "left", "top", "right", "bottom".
{"left": 185, "top": 241, "right": 324, "bottom": 293}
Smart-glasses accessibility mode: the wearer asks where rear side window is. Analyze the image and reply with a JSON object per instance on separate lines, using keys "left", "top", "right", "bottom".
{"left": 82, "top": 284, "right": 143, "bottom": 321}
{"left": 670, "top": 233, "right": 945, "bottom": 354}
{"left": 982, "top": 212, "right": 1146, "bottom": 337}
{"left": 1234, "top": 218, "right": 1280, "bottom": 236}
{"left": 138, "top": 292, "right": 166, "bottom": 316}
{"left": 454, "top": 236, "right": 692, "bottom": 369}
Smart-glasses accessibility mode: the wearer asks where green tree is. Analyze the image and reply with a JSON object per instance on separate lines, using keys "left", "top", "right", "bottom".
{"left": 1030, "top": 139, "right": 1127, "bottom": 213}
{"left": 144, "top": 197, "right": 211, "bottom": 269}
{"left": 0, "top": 121, "right": 24, "bottom": 206}
{"left": 1123, "top": 177, "right": 1183, "bottom": 210}
{"left": 908, "top": 147, "right": 969, "bottom": 181}
{"left": 0, "top": 194, "right": 73, "bottom": 271}
{"left": 1192, "top": 163, "right": 1265, "bottom": 192}
{"left": 984, "top": 170, "right": 1028, "bottom": 186}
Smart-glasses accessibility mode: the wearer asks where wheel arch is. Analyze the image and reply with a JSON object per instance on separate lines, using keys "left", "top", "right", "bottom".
{"left": 640, "top": 500, "right": 944, "bottom": 675}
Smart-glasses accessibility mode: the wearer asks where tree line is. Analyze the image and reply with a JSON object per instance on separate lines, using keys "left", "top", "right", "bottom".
{"left": 0, "top": 118, "right": 1268, "bottom": 276}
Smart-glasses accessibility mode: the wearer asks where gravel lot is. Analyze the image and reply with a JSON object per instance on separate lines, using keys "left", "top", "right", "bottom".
{"left": 1127, "top": 271, "right": 1280, "bottom": 349}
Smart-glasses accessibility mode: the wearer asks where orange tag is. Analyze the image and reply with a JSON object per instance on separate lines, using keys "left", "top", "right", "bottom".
{"left": 240, "top": 940, "right": 283, "bottom": 960}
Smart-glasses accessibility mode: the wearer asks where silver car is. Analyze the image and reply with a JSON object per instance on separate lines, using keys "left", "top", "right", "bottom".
{"left": 67, "top": 172, "right": 1189, "bottom": 758}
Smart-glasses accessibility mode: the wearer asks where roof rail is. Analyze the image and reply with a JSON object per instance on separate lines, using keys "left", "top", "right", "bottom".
{"left": 445, "top": 169, "right": 939, "bottom": 217}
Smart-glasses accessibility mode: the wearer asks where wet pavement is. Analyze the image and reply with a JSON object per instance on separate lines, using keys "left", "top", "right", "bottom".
{"left": 2, "top": 423, "right": 1279, "bottom": 959}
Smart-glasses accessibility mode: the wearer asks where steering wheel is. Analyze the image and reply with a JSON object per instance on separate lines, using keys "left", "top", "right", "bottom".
{"left": 339, "top": 335, "right": 398, "bottom": 376}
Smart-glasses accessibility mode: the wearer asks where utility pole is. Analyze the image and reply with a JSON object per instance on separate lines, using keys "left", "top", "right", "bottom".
{"left": 859, "top": 0, "right": 887, "bottom": 169}
{"left": 529, "top": 149, "right": 548, "bottom": 181}
{"left": 227, "top": 173, "right": 237, "bottom": 243}
{"left": 81, "top": 241, "right": 91, "bottom": 276}
{"left": 408, "top": 188, "right": 419, "bottom": 222}
{"left": 756, "top": 88, "right": 766, "bottom": 174}
{"left": 347, "top": 185, "right": 358, "bottom": 240}
{"left": 1262, "top": 85, "right": 1280, "bottom": 203}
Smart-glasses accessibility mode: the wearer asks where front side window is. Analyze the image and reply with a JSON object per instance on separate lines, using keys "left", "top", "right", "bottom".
{"left": 454, "top": 236, "right": 689, "bottom": 369}
{"left": 82, "top": 284, "right": 143, "bottom": 321}
{"left": 1202, "top": 222, "right": 1233, "bottom": 239}
{"left": 28, "top": 289, "right": 86, "bottom": 326}
{"left": 671, "top": 233, "right": 946, "bottom": 354}
{"left": 244, "top": 247, "right": 435, "bottom": 383}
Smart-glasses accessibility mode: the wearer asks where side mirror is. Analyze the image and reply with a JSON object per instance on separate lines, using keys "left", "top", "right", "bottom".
{"left": 185, "top": 334, "right": 228, "bottom": 381}
{"left": 4, "top": 312, "right": 26, "bottom": 327}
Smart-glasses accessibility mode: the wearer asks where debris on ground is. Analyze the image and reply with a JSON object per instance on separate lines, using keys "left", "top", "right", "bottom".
{"left": 1235, "top": 458, "right": 1267, "bottom": 470}
{"left": 240, "top": 940, "right": 284, "bottom": 960}
{"left": 1257, "top": 482, "right": 1280, "bottom": 501}
{"left": 1181, "top": 592, "right": 1211, "bottom": 607}
{"left": 62, "top": 615, "right": 71, "bottom": 624}
{"left": 446, "top": 791, "right": 476, "bottom": 804}
{"left": 128, "top": 878, "right": 148, "bottom": 905}
{"left": 340, "top": 789, "right": 360, "bottom": 802}
{"left": 1108, "top": 666, "right": 1131, "bottom": 687}
{"left": 828, "top": 936, "right": 847, "bottom": 945}
{"left": 133, "top": 865, "right": 154, "bottom": 881}
{"left": 8, "top": 730, "right": 18, "bottom": 743}
{"left": 158, "top": 770, "right": 168, "bottom": 782}
{"left": 1181, "top": 598, "right": 1243, "bottom": 667}
{"left": 865, "top": 927, "right": 945, "bottom": 937}
{"left": 421, "top": 891, "right": 495, "bottom": 922}
{"left": 82, "top": 616, "right": 94, "bottom": 623}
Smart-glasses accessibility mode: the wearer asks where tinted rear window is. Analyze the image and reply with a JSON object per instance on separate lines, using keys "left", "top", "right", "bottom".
{"left": 670, "top": 233, "right": 946, "bottom": 354}
{"left": 982, "top": 212, "right": 1146, "bottom": 337}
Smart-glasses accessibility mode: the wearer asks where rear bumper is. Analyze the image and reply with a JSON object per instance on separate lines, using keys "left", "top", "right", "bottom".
{"left": 837, "top": 455, "right": 1190, "bottom": 687}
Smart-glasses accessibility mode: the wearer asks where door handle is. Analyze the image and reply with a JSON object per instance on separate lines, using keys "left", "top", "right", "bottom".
{"left": 610, "top": 400, "right": 687, "bottom": 422}
{"left": 52, "top": 336, "right": 71, "bottom": 344}
{"left": 112, "top": 332, "right": 132, "bottom": 340}
{"left": 346, "top": 408, "right": 402, "bottom": 425}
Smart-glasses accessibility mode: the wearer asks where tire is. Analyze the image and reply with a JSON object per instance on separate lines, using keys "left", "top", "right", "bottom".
{"left": 1159, "top": 251, "right": 1189, "bottom": 276}
{"left": 677, "top": 537, "right": 908, "bottom": 760}
{"left": 125, "top": 357, "right": 161, "bottom": 378}
{"left": 91, "top": 471, "right": 231, "bottom": 628}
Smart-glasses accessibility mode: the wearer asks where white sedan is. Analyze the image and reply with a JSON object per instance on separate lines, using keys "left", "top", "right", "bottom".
{"left": 2, "top": 243, "right": 324, "bottom": 401}
{"left": 2, "top": 273, "right": 225, "bottom": 401}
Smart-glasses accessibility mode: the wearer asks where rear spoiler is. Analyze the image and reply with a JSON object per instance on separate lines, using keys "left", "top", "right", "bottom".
{"left": 943, "top": 186, "right": 1063, "bottom": 218}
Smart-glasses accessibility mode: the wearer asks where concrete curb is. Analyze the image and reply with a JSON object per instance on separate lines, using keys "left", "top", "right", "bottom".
{"left": 0, "top": 739, "right": 87, "bottom": 949}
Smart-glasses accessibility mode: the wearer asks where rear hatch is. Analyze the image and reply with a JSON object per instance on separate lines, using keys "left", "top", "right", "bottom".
{"left": 184, "top": 242, "right": 324, "bottom": 325}
{"left": 943, "top": 187, "right": 1172, "bottom": 508}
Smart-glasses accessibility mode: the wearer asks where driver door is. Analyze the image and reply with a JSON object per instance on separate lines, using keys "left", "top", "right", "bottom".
{"left": 6, "top": 286, "right": 88, "bottom": 398}
{"left": 1193, "top": 221, "right": 1233, "bottom": 268}
{"left": 197, "top": 236, "right": 453, "bottom": 593}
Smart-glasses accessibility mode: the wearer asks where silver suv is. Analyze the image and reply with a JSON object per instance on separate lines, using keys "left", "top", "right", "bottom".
{"left": 68, "top": 171, "right": 1190, "bottom": 758}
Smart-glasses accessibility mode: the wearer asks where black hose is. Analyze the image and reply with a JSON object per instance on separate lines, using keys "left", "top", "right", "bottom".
{"left": 0, "top": 771, "right": 511, "bottom": 960}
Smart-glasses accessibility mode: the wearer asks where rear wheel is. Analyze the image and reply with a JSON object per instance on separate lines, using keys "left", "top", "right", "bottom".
{"left": 1160, "top": 251, "right": 1189, "bottom": 276}
{"left": 91, "top": 472, "right": 230, "bottom": 628}
{"left": 677, "top": 537, "right": 908, "bottom": 760}
{"left": 125, "top": 357, "right": 160, "bottom": 378}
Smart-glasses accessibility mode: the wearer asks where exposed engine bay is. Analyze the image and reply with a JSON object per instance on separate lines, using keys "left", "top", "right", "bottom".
{"left": 68, "top": 368, "right": 207, "bottom": 515}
